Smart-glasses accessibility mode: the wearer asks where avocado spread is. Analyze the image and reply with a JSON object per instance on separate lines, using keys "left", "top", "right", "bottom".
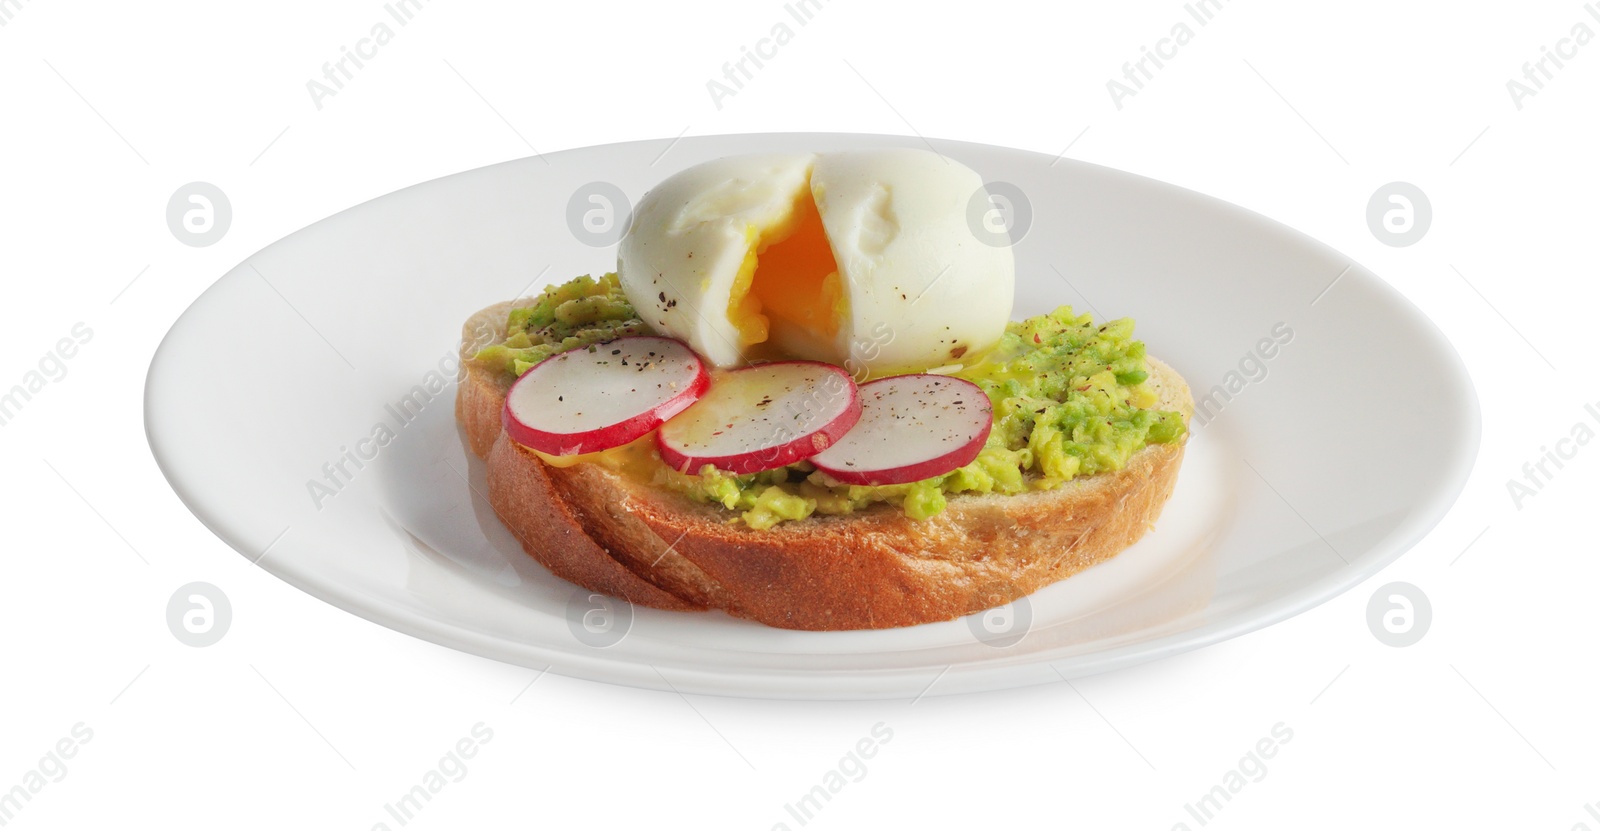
{"left": 475, "top": 273, "right": 1186, "bottom": 529}
{"left": 473, "top": 273, "right": 647, "bottom": 376}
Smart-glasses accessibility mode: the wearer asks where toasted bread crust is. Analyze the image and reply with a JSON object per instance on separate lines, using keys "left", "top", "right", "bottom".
{"left": 457, "top": 301, "right": 1192, "bottom": 630}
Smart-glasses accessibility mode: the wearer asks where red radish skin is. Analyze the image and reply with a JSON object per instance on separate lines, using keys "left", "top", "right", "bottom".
{"left": 809, "top": 375, "right": 993, "bottom": 485}
{"left": 501, "top": 336, "right": 709, "bottom": 456}
{"left": 657, "top": 361, "right": 861, "bottom": 475}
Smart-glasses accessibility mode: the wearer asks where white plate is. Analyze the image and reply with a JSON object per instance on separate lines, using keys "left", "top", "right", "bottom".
{"left": 145, "top": 133, "right": 1478, "bottom": 699}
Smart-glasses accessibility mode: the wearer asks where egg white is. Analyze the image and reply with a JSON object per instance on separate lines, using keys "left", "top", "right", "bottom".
{"left": 811, "top": 149, "right": 1014, "bottom": 373}
{"left": 617, "top": 148, "right": 1015, "bottom": 374}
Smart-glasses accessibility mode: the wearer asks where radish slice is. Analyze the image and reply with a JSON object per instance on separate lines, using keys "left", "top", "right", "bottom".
{"left": 810, "top": 374, "right": 993, "bottom": 485}
{"left": 657, "top": 361, "right": 861, "bottom": 475}
{"left": 502, "top": 336, "right": 708, "bottom": 456}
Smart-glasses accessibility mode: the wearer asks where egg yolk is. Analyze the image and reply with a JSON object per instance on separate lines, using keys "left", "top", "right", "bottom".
{"left": 726, "top": 185, "right": 844, "bottom": 347}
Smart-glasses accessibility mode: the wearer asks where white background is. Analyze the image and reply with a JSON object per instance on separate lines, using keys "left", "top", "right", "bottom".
{"left": 3, "top": 0, "right": 1598, "bottom": 828}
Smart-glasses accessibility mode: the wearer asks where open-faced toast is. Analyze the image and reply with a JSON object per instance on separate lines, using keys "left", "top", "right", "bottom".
{"left": 457, "top": 300, "right": 1193, "bottom": 631}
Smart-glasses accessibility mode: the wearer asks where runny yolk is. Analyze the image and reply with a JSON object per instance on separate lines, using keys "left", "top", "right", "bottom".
{"left": 726, "top": 184, "right": 844, "bottom": 347}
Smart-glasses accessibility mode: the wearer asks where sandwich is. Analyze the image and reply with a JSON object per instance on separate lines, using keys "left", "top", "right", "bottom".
{"left": 455, "top": 149, "right": 1192, "bottom": 631}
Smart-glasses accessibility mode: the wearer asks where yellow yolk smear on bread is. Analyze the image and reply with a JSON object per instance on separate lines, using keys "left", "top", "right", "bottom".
{"left": 531, "top": 432, "right": 660, "bottom": 479}
{"left": 725, "top": 181, "right": 844, "bottom": 349}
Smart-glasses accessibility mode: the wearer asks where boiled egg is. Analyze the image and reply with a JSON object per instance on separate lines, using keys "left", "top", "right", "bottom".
{"left": 617, "top": 149, "right": 1015, "bottom": 373}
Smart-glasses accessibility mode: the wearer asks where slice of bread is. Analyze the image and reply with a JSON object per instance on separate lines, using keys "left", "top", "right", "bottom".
{"left": 456, "top": 300, "right": 1194, "bottom": 630}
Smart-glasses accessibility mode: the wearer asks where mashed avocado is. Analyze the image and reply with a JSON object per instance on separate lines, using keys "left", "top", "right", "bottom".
{"left": 473, "top": 273, "right": 646, "bottom": 376}
{"left": 477, "top": 274, "right": 1186, "bottom": 528}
